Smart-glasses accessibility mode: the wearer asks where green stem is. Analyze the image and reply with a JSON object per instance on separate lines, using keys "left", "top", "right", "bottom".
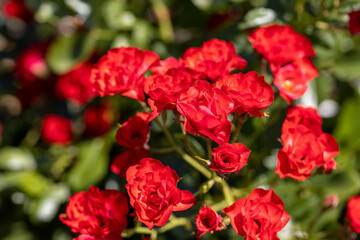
{"left": 154, "top": 117, "right": 212, "bottom": 179}
{"left": 121, "top": 227, "right": 154, "bottom": 238}
{"left": 230, "top": 114, "right": 248, "bottom": 144}
{"left": 158, "top": 217, "right": 192, "bottom": 233}
{"left": 214, "top": 177, "right": 235, "bottom": 205}
{"left": 149, "top": 146, "right": 176, "bottom": 154}
{"left": 150, "top": 0, "right": 174, "bottom": 43}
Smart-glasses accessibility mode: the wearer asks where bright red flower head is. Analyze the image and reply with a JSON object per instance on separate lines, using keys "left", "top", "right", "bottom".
{"left": 222, "top": 188, "right": 290, "bottom": 240}
{"left": 115, "top": 112, "right": 151, "bottom": 148}
{"left": 41, "top": 114, "right": 72, "bottom": 145}
{"left": 215, "top": 71, "right": 274, "bottom": 117}
{"left": 60, "top": 186, "right": 129, "bottom": 240}
{"left": 209, "top": 143, "right": 250, "bottom": 174}
{"left": 248, "top": 24, "right": 315, "bottom": 71}
{"left": 347, "top": 195, "right": 360, "bottom": 233}
{"left": 111, "top": 148, "right": 149, "bottom": 178}
{"left": 1, "top": 0, "right": 33, "bottom": 21}
{"left": 274, "top": 59, "right": 318, "bottom": 103}
{"left": 150, "top": 57, "right": 182, "bottom": 75}
{"left": 176, "top": 80, "right": 234, "bottom": 144}
{"left": 144, "top": 68, "right": 200, "bottom": 116}
{"left": 56, "top": 61, "right": 94, "bottom": 105}
{"left": 126, "top": 158, "right": 196, "bottom": 230}
{"left": 275, "top": 106, "right": 338, "bottom": 180}
{"left": 195, "top": 205, "right": 224, "bottom": 239}
{"left": 349, "top": 10, "right": 360, "bottom": 35}
{"left": 90, "top": 47, "right": 159, "bottom": 101}
{"left": 14, "top": 44, "right": 48, "bottom": 84}
{"left": 181, "top": 39, "right": 247, "bottom": 82}
{"left": 74, "top": 235, "right": 105, "bottom": 240}
{"left": 84, "top": 102, "right": 114, "bottom": 137}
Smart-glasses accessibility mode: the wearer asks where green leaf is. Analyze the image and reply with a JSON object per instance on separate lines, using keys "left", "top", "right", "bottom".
{"left": 46, "top": 33, "right": 97, "bottom": 74}
{"left": 334, "top": 97, "right": 360, "bottom": 151}
{"left": 18, "top": 172, "right": 52, "bottom": 197}
{"left": 240, "top": 8, "right": 276, "bottom": 29}
{"left": 28, "top": 183, "right": 70, "bottom": 223}
{"left": 65, "top": 138, "right": 110, "bottom": 191}
{"left": 0, "top": 147, "right": 36, "bottom": 171}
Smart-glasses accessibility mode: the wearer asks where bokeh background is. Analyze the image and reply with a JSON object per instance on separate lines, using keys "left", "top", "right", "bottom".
{"left": 0, "top": 0, "right": 360, "bottom": 239}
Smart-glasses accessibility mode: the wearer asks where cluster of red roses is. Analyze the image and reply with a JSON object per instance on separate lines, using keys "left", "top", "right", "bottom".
{"left": 54, "top": 24, "right": 344, "bottom": 240}
{"left": 249, "top": 24, "right": 319, "bottom": 103}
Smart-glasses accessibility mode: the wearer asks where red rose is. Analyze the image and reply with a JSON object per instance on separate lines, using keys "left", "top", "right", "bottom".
{"left": 84, "top": 102, "right": 114, "bottom": 137}
{"left": 176, "top": 80, "right": 234, "bottom": 144}
{"left": 56, "top": 61, "right": 94, "bottom": 105}
{"left": 41, "top": 114, "right": 72, "bottom": 145}
{"left": 14, "top": 44, "right": 48, "bottom": 84}
{"left": 181, "top": 39, "right": 247, "bottom": 82}
{"left": 283, "top": 105, "right": 322, "bottom": 131}
{"left": 115, "top": 113, "right": 151, "bottom": 148}
{"left": 144, "top": 68, "right": 199, "bottom": 116}
{"left": 274, "top": 59, "right": 318, "bottom": 103}
{"left": 222, "top": 188, "right": 290, "bottom": 240}
{"left": 126, "top": 158, "right": 196, "bottom": 230}
{"left": 347, "top": 196, "right": 360, "bottom": 233}
{"left": 111, "top": 148, "right": 149, "bottom": 178}
{"left": 209, "top": 143, "right": 250, "bottom": 174}
{"left": 150, "top": 57, "right": 181, "bottom": 75}
{"left": 349, "top": 10, "right": 360, "bottom": 35}
{"left": 215, "top": 71, "right": 274, "bottom": 117}
{"left": 60, "top": 186, "right": 129, "bottom": 240}
{"left": 275, "top": 106, "right": 338, "bottom": 180}
{"left": 1, "top": 0, "right": 33, "bottom": 21}
{"left": 90, "top": 47, "right": 159, "bottom": 101}
{"left": 195, "top": 205, "right": 224, "bottom": 239}
{"left": 248, "top": 24, "right": 315, "bottom": 71}
{"left": 74, "top": 235, "right": 105, "bottom": 240}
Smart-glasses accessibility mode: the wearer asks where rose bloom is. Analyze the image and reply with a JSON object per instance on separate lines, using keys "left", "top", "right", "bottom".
{"left": 181, "top": 39, "right": 247, "bottom": 82}
{"left": 274, "top": 59, "right": 318, "bottom": 103}
{"left": 215, "top": 71, "right": 274, "bottom": 117}
{"left": 195, "top": 205, "right": 224, "bottom": 239}
{"left": 282, "top": 105, "right": 322, "bottom": 132}
{"left": 144, "top": 67, "right": 199, "bottom": 116}
{"left": 74, "top": 235, "right": 105, "bottom": 240}
{"left": 349, "top": 10, "right": 360, "bottom": 35}
{"left": 56, "top": 61, "right": 94, "bottom": 105}
{"left": 84, "top": 102, "right": 114, "bottom": 137}
{"left": 126, "top": 158, "right": 196, "bottom": 230}
{"left": 1, "top": 0, "right": 33, "bottom": 21}
{"left": 223, "top": 188, "right": 290, "bottom": 240}
{"left": 115, "top": 112, "right": 151, "bottom": 148}
{"left": 41, "top": 114, "right": 72, "bottom": 145}
{"left": 14, "top": 44, "right": 48, "bottom": 84}
{"left": 111, "top": 148, "right": 149, "bottom": 178}
{"left": 275, "top": 106, "right": 338, "bottom": 180}
{"left": 150, "top": 57, "right": 182, "bottom": 75}
{"left": 209, "top": 143, "right": 250, "bottom": 174}
{"left": 176, "top": 80, "right": 234, "bottom": 144}
{"left": 60, "top": 186, "right": 129, "bottom": 240}
{"left": 347, "top": 195, "right": 360, "bottom": 233}
{"left": 90, "top": 47, "right": 159, "bottom": 101}
{"left": 248, "top": 24, "right": 315, "bottom": 71}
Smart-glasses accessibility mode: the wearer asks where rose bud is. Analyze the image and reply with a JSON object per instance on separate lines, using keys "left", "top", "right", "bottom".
{"left": 195, "top": 205, "right": 224, "bottom": 239}
{"left": 209, "top": 143, "right": 250, "bottom": 175}
{"left": 41, "top": 114, "right": 72, "bottom": 145}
